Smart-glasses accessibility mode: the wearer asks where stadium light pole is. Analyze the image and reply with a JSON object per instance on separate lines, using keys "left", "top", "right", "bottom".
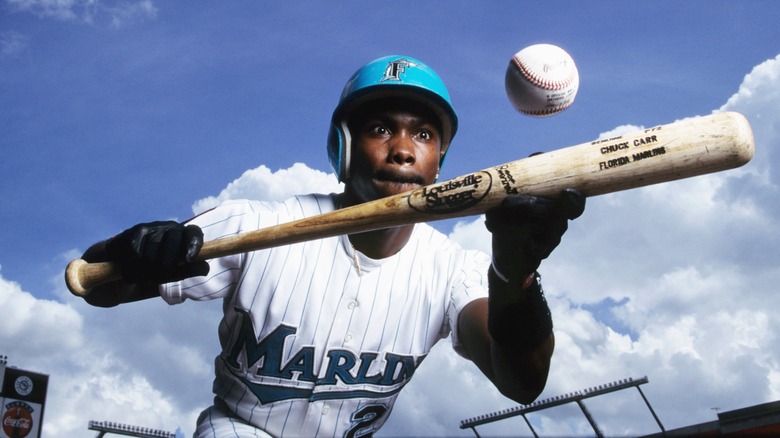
{"left": 88, "top": 420, "right": 176, "bottom": 438}
{"left": 460, "top": 376, "right": 664, "bottom": 437}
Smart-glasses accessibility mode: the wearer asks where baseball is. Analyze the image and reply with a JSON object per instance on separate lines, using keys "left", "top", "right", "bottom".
{"left": 505, "top": 44, "right": 579, "bottom": 117}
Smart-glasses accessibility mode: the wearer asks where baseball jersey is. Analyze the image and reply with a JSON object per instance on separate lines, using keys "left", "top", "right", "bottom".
{"left": 160, "top": 194, "right": 491, "bottom": 437}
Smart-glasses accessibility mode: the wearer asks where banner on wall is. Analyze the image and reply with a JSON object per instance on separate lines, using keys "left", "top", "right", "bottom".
{"left": 0, "top": 363, "right": 48, "bottom": 438}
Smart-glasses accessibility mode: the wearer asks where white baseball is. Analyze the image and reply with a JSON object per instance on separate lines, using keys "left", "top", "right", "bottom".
{"left": 505, "top": 44, "right": 579, "bottom": 117}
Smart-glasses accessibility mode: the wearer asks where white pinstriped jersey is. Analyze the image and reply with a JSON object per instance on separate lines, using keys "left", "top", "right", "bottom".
{"left": 160, "top": 194, "right": 490, "bottom": 437}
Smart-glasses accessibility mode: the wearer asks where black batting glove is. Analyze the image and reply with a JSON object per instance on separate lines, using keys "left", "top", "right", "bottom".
{"left": 105, "top": 221, "right": 210, "bottom": 286}
{"left": 485, "top": 188, "right": 585, "bottom": 283}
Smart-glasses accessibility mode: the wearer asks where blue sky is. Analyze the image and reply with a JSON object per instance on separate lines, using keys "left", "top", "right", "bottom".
{"left": 1, "top": 1, "right": 779, "bottom": 436}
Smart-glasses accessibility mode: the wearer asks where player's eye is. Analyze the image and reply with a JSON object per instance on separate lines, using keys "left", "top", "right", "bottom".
{"left": 368, "top": 124, "right": 390, "bottom": 136}
{"left": 416, "top": 128, "right": 438, "bottom": 143}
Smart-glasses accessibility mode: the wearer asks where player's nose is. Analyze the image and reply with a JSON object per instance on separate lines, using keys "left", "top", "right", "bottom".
{"left": 388, "top": 133, "right": 416, "bottom": 166}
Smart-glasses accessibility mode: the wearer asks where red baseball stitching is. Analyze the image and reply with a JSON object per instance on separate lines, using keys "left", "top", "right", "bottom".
{"left": 512, "top": 55, "right": 576, "bottom": 91}
{"left": 520, "top": 99, "right": 575, "bottom": 116}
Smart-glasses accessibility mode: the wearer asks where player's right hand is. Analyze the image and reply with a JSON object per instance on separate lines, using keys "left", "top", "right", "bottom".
{"left": 105, "top": 221, "right": 210, "bottom": 286}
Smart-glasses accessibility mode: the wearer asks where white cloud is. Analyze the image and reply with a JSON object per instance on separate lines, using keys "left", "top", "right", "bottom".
{"left": 0, "top": 30, "right": 29, "bottom": 56}
{"left": 8, "top": 0, "right": 98, "bottom": 21}
{"left": 0, "top": 273, "right": 84, "bottom": 354}
{"left": 191, "top": 162, "right": 343, "bottom": 214}
{"left": 721, "top": 54, "right": 780, "bottom": 119}
{"left": 597, "top": 124, "right": 645, "bottom": 140}
{"left": 6, "top": 0, "right": 157, "bottom": 26}
{"left": 106, "top": 0, "right": 157, "bottom": 28}
{"left": 447, "top": 214, "right": 490, "bottom": 254}
{"left": 43, "top": 355, "right": 179, "bottom": 436}
{"left": 0, "top": 267, "right": 218, "bottom": 436}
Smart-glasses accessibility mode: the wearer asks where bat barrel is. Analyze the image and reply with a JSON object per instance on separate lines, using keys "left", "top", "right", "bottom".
{"left": 506, "top": 111, "right": 754, "bottom": 198}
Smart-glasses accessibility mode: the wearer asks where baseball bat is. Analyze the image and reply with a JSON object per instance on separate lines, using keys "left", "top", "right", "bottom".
{"left": 66, "top": 111, "right": 754, "bottom": 297}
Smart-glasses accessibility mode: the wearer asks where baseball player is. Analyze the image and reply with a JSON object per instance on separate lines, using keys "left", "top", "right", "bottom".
{"left": 80, "top": 55, "right": 585, "bottom": 437}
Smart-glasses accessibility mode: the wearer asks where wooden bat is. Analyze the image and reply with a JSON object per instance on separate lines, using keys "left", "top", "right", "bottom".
{"left": 66, "top": 111, "right": 755, "bottom": 297}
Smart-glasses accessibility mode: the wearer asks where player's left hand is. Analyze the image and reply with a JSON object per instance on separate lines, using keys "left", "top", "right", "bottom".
{"left": 485, "top": 188, "right": 585, "bottom": 282}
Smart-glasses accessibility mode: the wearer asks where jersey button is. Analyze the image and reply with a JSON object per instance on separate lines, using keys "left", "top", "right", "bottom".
{"left": 344, "top": 332, "right": 353, "bottom": 343}
{"left": 322, "top": 405, "right": 330, "bottom": 415}
{"left": 347, "top": 300, "right": 358, "bottom": 310}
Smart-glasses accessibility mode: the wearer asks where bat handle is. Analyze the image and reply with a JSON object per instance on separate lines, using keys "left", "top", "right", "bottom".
{"left": 65, "top": 259, "right": 122, "bottom": 297}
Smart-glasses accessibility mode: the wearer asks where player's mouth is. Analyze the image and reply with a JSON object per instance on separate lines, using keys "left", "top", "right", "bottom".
{"left": 372, "top": 171, "right": 425, "bottom": 191}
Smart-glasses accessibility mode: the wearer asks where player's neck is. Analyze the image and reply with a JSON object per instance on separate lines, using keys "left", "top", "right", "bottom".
{"left": 348, "top": 225, "right": 414, "bottom": 260}
{"left": 336, "top": 192, "right": 413, "bottom": 259}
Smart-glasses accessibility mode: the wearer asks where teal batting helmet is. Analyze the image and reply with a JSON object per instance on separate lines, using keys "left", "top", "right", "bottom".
{"left": 327, "top": 55, "right": 458, "bottom": 181}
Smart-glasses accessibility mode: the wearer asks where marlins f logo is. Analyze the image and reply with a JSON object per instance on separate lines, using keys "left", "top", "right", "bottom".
{"left": 381, "top": 58, "right": 417, "bottom": 82}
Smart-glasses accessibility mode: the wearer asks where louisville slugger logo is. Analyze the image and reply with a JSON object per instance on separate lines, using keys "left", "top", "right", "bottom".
{"left": 408, "top": 171, "right": 492, "bottom": 214}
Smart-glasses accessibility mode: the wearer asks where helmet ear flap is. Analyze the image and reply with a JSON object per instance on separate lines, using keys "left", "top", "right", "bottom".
{"left": 327, "top": 119, "right": 351, "bottom": 182}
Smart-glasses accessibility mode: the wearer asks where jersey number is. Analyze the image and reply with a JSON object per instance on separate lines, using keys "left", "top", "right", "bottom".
{"left": 345, "top": 404, "right": 388, "bottom": 438}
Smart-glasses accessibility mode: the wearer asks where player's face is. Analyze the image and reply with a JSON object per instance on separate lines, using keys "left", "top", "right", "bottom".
{"left": 345, "top": 99, "right": 442, "bottom": 203}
